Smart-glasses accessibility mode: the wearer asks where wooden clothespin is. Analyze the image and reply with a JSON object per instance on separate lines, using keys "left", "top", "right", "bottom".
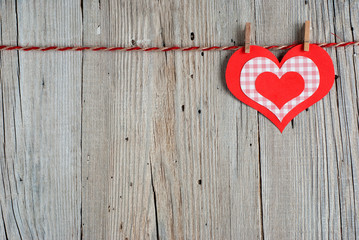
{"left": 245, "top": 22, "right": 251, "bottom": 53}
{"left": 304, "top": 21, "right": 310, "bottom": 51}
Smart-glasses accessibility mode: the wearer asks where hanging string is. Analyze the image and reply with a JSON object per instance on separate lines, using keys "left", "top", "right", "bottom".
{"left": 0, "top": 41, "right": 358, "bottom": 52}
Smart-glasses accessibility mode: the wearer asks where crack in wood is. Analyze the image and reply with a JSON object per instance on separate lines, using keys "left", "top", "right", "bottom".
{"left": 149, "top": 159, "right": 160, "bottom": 240}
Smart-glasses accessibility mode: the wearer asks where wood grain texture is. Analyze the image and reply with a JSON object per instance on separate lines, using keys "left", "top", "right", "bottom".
{"left": 0, "top": 0, "right": 358, "bottom": 239}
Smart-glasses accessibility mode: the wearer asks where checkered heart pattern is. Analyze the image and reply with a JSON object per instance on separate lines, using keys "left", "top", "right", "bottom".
{"left": 240, "top": 56, "right": 320, "bottom": 121}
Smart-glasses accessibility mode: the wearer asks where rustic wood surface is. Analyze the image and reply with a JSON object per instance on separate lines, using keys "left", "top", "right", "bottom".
{"left": 0, "top": 0, "right": 358, "bottom": 239}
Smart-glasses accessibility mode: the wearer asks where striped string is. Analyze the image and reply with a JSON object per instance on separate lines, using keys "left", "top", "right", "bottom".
{"left": 0, "top": 41, "right": 358, "bottom": 52}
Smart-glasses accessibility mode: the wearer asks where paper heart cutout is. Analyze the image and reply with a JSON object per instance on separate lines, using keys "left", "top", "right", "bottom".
{"left": 226, "top": 44, "right": 335, "bottom": 132}
{"left": 240, "top": 55, "right": 321, "bottom": 121}
{"left": 255, "top": 72, "right": 305, "bottom": 109}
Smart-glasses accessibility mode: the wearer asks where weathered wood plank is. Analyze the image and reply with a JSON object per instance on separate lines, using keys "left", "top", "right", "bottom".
{"left": 331, "top": 0, "right": 359, "bottom": 238}
{"left": 81, "top": 1, "right": 158, "bottom": 239}
{"left": 309, "top": 1, "right": 343, "bottom": 238}
{"left": 0, "top": 1, "right": 24, "bottom": 239}
{"left": 0, "top": 0, "right": 83, "bottom": 239}
{"left": 148, "top": 1, "right": 263, "bottom": 239}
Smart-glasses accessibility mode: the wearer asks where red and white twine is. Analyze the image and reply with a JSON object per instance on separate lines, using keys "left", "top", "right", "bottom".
{"left": 0, "top": 41, "right": 358, "bottom": 52}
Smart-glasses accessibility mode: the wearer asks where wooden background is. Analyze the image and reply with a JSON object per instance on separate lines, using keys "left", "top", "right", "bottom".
{"left": 0, "top": 0, "right": 358, "bottom": 239}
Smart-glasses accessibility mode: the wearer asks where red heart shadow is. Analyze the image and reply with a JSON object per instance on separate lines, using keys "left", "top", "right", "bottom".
{"left": 255, "top": 72, "right": 305, "bottom": 109}
{"left": 226, "top": 44, "right": 335, "bottom": 132}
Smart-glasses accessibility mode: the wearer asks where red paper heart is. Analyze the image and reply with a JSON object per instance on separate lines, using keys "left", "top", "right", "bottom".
{"left": 255, "top": 72, "right": 305, "bottom": 109}
{"left": 226, "top": 44, "right": 335, "bottom": 132}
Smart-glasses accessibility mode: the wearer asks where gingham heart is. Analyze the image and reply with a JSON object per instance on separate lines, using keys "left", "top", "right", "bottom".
{"left": 240, "top": 56, "right": 320, "bottom": 121}
{"left": 226, "top": 44, "right": 335, "bottom": 132}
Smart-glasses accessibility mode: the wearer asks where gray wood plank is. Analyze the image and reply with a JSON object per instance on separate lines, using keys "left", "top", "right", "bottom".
{"left": 0, "top": 1, "right": 24, "bottom": 239}
{"left": 148, "top": 1, "right": 263, "bottom": 239}
{"left": 347, "top": 0, "right": 359, "bottom": 236}
{"left": 81, "top": 1, "right": 158, "bottom": 239}
{"left": 0, "top": 0, "right": 83, "bottom": 239}
{"left": 310, "top": 1, "right": 343, "bottom": 238}
{"left": 331, "top": 0, "right": 359, "bottom": 238}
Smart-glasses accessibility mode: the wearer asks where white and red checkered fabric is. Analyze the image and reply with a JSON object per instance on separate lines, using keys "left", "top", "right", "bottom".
{"left": 240, "top": 56, "right": 320, "bottom": 121}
